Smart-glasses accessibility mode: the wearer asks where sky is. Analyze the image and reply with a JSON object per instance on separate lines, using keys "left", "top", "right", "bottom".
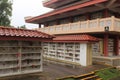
{"left": 11, "top": 0, "right": 52, "bottom": 29}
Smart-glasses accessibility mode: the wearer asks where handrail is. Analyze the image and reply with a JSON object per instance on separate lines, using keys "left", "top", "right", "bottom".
{"left": 39, "top": 16, "right": 120, "bottom": 34}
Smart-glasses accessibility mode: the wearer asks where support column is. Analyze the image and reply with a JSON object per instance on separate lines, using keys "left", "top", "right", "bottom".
{"left": 39, "top": 24, "right": 41, "bottom": 28}
{"left": 103, "top": 9, "right": 109, "bottom": 18}
{"left": 104, "top": 34, "right": 108, "bottom": 56}
{"left": 80, "top": 43, "right": 92, "bottom": 66}
{"left": 69, "top": 17, "right": 73, "bottom": 23}
{"left": 85, "top": 12, "right": 90, "bottom": 20}
{"left": 80, "top": 43, "right": 87, "bottom": 66}
{"left": 56, "top": 19, "right": 59, "bottom": 25}
{"left": 87, "top": 43, "right": 92, "bottom": 66}
{"left": 44, "top": 23, "right": 49, "bottom": 27}
{"left": 115, "top": 36, "right": 119, "bottom": 55}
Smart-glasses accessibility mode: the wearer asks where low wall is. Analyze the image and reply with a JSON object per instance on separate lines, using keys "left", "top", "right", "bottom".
{"left": 93, "top": 56, "right": 120, "bottom": 66}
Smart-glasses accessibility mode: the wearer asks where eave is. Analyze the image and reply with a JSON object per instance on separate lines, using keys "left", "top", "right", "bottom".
{"left": 43, "top": 34, "right": 100, "bottom": 43}
{"left": 43, "top": 0, "right": 59, "bottom": 8}
{"left": 43, "top": 0, "right": 81, "bottom": 9}
{"left": 26, "top": 0, "right": 107, "bottom": 24}
{"left": 0, "top": 26, "right": 53, "bottom": 41}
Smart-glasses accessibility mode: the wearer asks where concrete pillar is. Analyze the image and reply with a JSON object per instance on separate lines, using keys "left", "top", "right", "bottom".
{"left": 103, "top": 34, "right": 108, "bottom": 56}
{"left": 103, "top": 9, "right": 109, "bottom": 18}
{"left": 115, "top": 36, "right": 119, "bottom": 55}
{"left": 80, "top": 43, "right": 87, "bottom": 66}
{"left": 80, "top": 43, "right": 92, "bottom": 66}
{"left": 39, "top": 24, "right": 41, "bottom": 28}
{"left": 87, "top": 43, "right": 92, "bottom": 66}
{"left": 85, "top": 12, "right": 90, "bottom": 20}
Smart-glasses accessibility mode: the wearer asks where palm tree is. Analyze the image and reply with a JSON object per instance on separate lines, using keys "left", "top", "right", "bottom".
{"left": 0, "top": 0, "right": 12, "bottom": 26}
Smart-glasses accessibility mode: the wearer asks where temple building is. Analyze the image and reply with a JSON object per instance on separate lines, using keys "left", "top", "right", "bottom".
{"left": 25, "top": 0, "right": 120, "bottom": 66}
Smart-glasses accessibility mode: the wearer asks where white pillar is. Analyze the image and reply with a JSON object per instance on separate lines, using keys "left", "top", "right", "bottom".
{"left": 80, "top": 43, "right": 87, "bottom": 66}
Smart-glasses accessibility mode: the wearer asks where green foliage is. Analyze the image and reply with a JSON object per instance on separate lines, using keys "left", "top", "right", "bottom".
{"left": 18, "top": 25, "right": 27, "bottom": 29}
{"left": 57, "top": 68, "right": 120, "bottom": 80}
{"left": 96, "top": 68, "right": 120, "bottom": 80}
{"left": 0, "top": 0, "right": 12, "bottom": 26}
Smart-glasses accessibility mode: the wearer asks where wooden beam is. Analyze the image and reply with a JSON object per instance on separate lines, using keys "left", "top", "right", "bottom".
{"left": 108, "top": 3, "right": 120, "bottom": 8}
{"left": 95, "top": 3, "right": 105, "bottom": 8}
{"left": 110, "top": 8, "right": 120, "bottom": 13}
{"left": 43, "top": 0, "right": 59, "bottom": 6}
{"left": 36, "top": 6, "right": 105, "bottom": 23}
{"left": 106, "top": 0, "right": 116, "bottom": 8}
{"left": 26, "top": 0, "right": 107, "bottom": 23}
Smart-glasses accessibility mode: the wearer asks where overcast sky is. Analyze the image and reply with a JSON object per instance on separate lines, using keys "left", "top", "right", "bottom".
{"left": 11, "top": 0, "right": 52, "bottom": 29}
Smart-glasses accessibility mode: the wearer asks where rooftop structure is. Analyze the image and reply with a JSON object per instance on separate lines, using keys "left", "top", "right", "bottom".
{"left": 26, "top": 0, "right": 120, "bottom": 25}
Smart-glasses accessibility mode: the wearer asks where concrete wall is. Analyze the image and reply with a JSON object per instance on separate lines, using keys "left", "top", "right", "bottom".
{"left": 0, "top": 41, "right": 42, "bottom": 77}
{"left": 43, "top": 42, "right": 93, "bottom": 66}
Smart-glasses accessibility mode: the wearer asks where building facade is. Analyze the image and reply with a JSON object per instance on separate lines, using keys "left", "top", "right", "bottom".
{"left": 26, "top": 0, "right": 120, "bottom": 66}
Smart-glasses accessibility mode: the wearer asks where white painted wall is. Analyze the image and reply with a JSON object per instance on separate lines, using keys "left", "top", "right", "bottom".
{"left": 80, "top": 43, "right": 87, "bottom": 66}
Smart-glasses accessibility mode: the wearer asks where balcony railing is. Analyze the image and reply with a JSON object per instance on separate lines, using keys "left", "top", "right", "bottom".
{"left": 38, "top": 16, "right": 120, "bottom": 35}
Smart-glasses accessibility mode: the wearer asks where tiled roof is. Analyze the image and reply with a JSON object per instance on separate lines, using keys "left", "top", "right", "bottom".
{"left": 53, "top": 34, "right": 99, "bottom": 42}
{"left": 0, "top": 26, "right": 53, "bottom": 38}
{"left": 26, "top": 0, "right": 107, "bottom": 23}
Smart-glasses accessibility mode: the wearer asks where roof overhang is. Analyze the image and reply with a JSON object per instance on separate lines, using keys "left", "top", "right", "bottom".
{"left": 43, "top": 0, "right": 60, "bottom": 8}
{"left": 0, "top": 36, "right": 52, "bottom": 41}
{"left": 43, "top": 0, "right": 86, "bottom": 9}
{"left": 0, "top": 26, "right": 53, "bottom": 41}
{"left": 43, "top": 34, "right": 100, "bottom": 43}
{"left": 26, "top": 0, "right": 107, "bottom": 24}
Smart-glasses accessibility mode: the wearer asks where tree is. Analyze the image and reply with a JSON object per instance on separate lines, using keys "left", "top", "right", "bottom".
{"left": 0, "top": 0, "right": 12, "bottom": 26}
{"left": 18, "top": 25, "right": 27, "bottom": 29}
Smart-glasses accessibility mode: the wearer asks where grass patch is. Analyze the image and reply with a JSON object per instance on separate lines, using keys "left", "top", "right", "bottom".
{"left": 57, "top": 68, "right": 120, "bottom": 80}
{"left": 95, "top": 68, "right": 120, "bottom": 80}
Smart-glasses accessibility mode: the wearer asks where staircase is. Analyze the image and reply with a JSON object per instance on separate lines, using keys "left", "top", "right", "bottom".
{"left": 56, "top": 72, "right": 102, "bottom": 80}
{"left": 75, "top": 72, "right": 101, "bottom": 80}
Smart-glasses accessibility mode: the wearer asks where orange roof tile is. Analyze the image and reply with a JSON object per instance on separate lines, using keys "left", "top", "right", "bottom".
{"left": 0, "top": 26, "right": 53, "bottom": 39}
{"left": 26, "top": 0, "right": 107, "bottom": 23}
{"left": 53, "top": 34, "right": 99, "bottom": 42}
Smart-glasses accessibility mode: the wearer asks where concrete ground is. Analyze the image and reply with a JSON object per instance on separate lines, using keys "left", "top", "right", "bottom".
{"left": 0, "top": 62, "right": 109, "bottom": 80}
{"left": 42, "top": 62, "right": 108, "bottom": 80}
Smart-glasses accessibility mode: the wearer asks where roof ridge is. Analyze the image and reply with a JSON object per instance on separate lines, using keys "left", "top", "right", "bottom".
{"left": 0, "top": 26, "right": 53, "bottom": 37}
{"left": 0, "top": 26, "right": 53, "bottom": 39}
{"left": 53, "top": 34, "right": 99, "bottom": 42}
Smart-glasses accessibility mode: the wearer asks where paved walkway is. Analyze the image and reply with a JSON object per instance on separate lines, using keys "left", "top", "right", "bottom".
{"left": 0, "top": 62, "right": 108, "bottom": 80}
{"left": 42, "top": 62, "right": 108, "bottom": 80}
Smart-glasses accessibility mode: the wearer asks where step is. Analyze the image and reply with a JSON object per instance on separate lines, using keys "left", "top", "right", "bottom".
{"left": 81, "top": 75, "right": 99, "bottom": 80}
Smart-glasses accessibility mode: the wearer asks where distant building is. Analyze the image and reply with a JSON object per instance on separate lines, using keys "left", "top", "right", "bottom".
{"left": 26, "top": 0, "right": 120, "bottom": 66}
